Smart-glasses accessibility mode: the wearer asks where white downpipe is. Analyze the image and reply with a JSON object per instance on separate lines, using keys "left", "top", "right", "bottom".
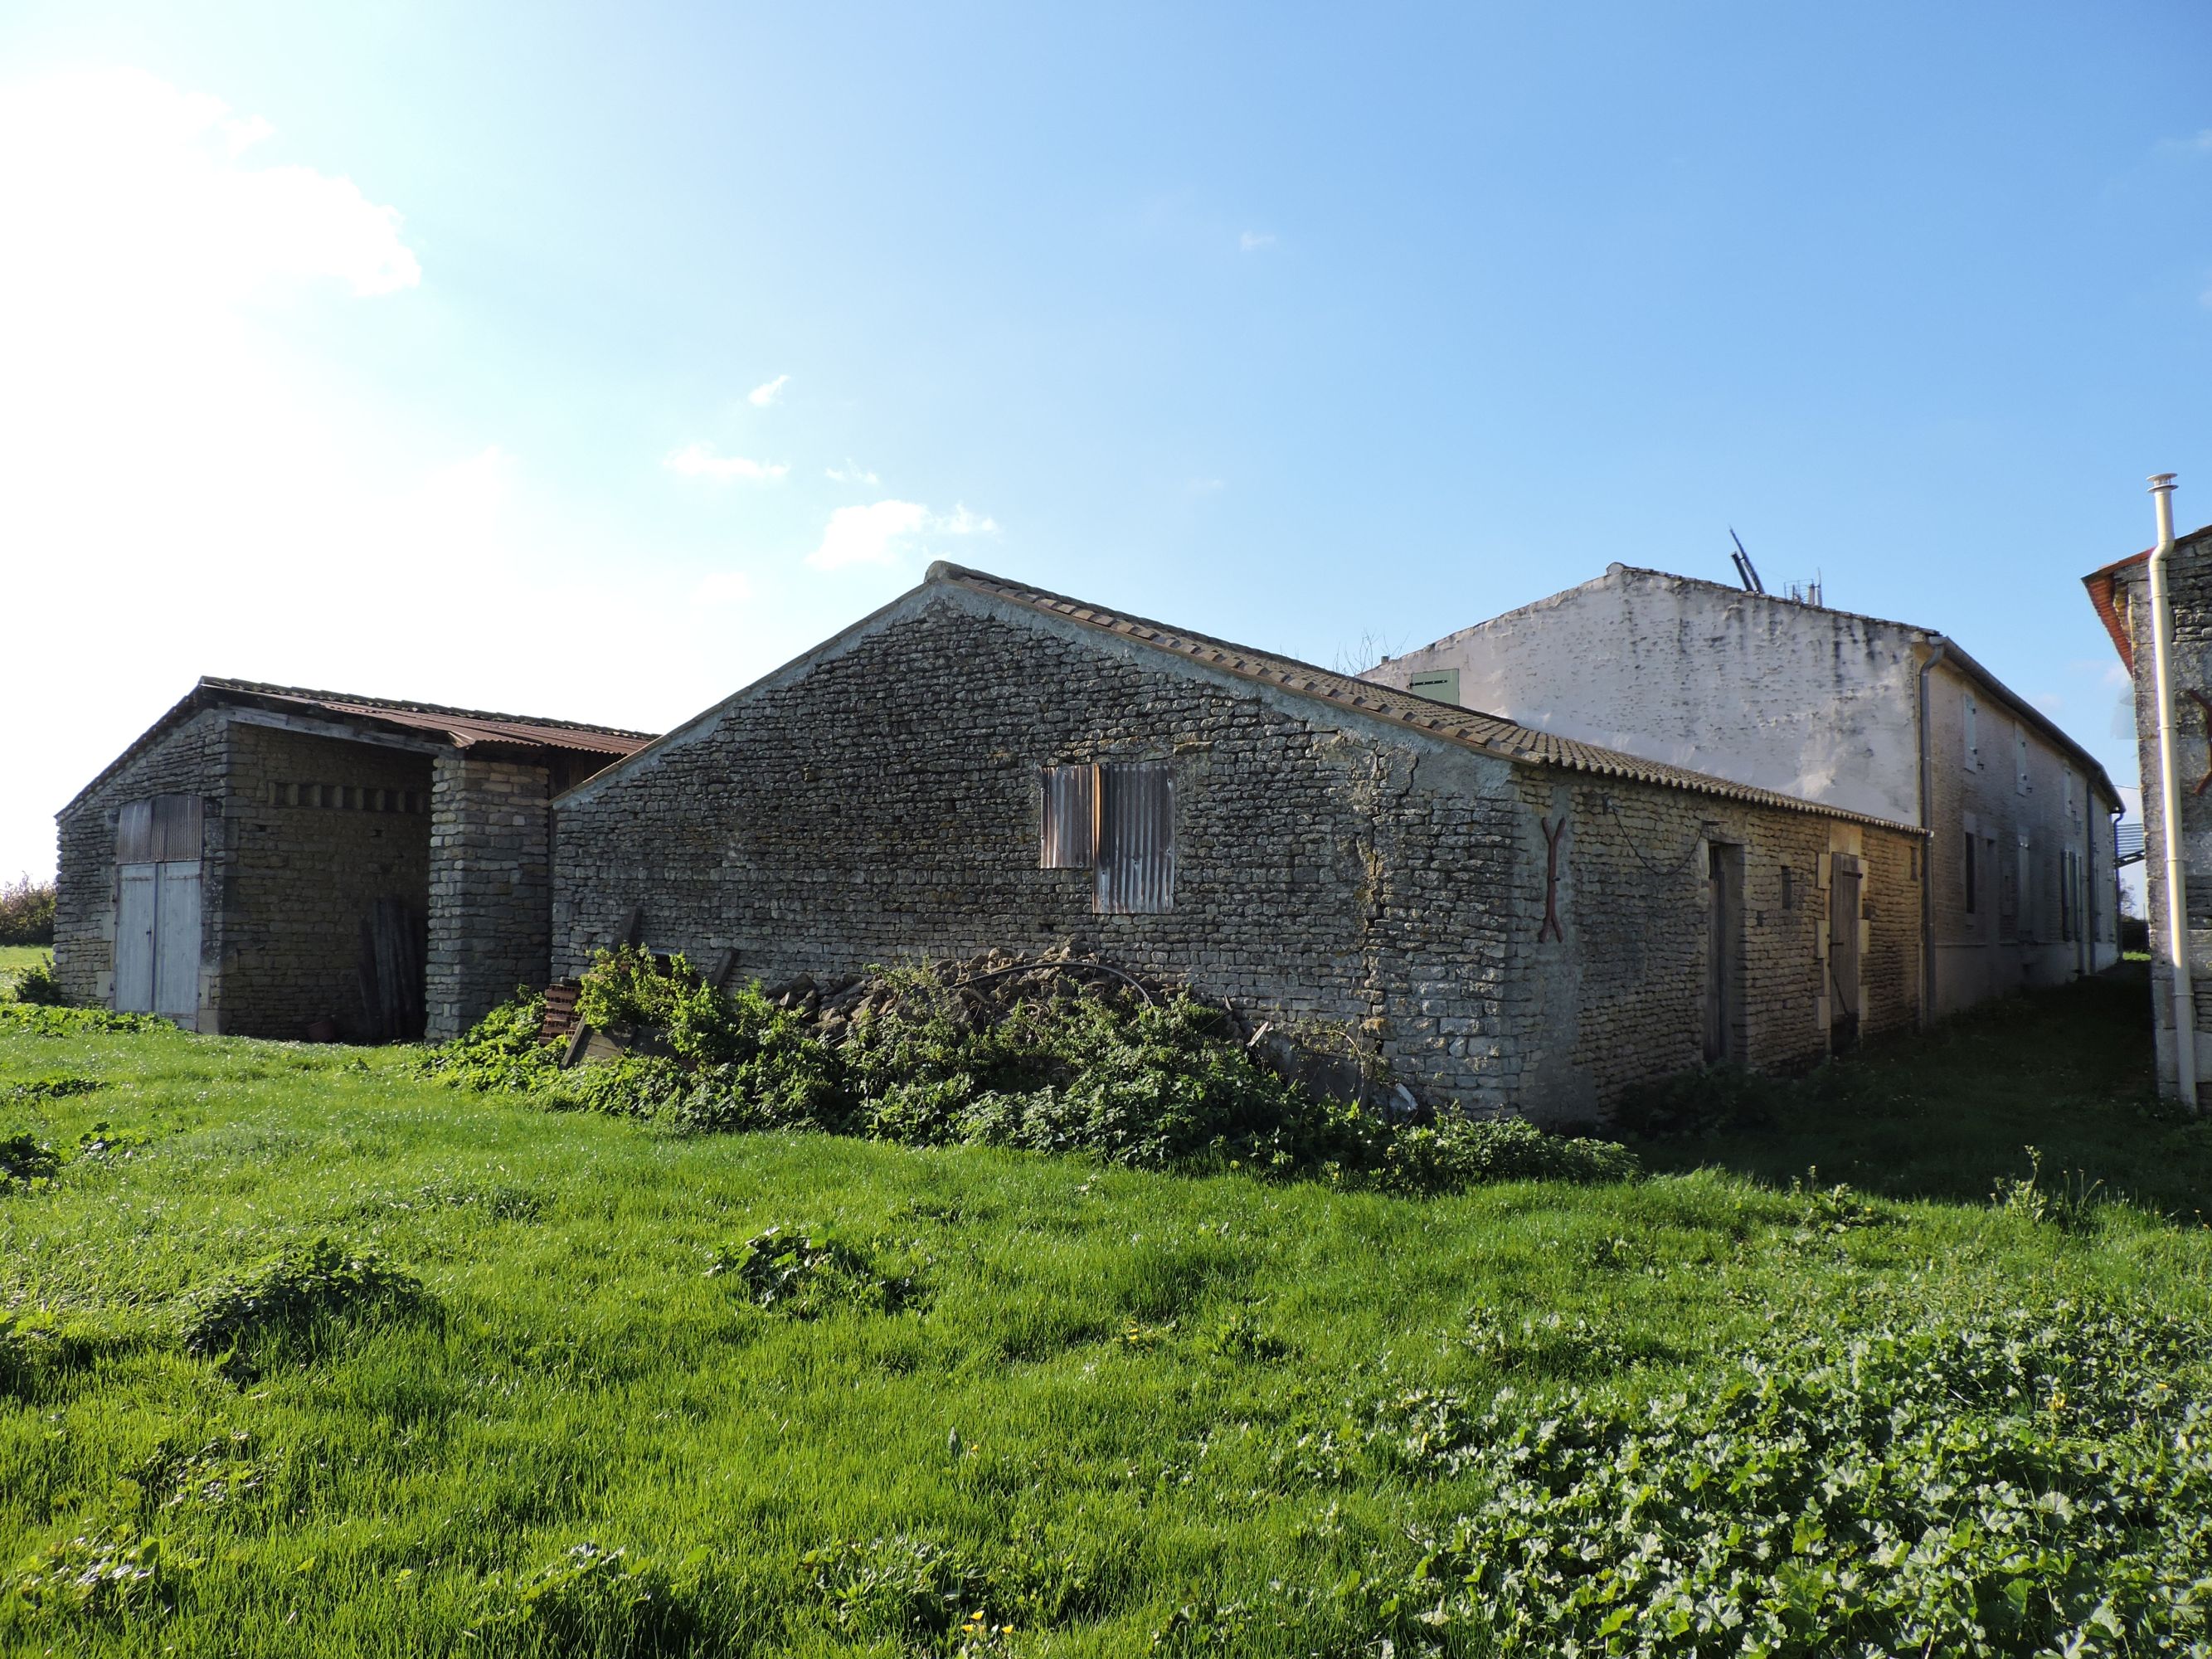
{"left": 2146, "top": 472, "right": 2199, "bottom": 1113}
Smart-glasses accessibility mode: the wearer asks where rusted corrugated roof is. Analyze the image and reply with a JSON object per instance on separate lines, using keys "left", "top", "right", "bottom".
{"left": 59, "top": 678, "right": 657, "bottom": 822}
{"left": 933, "top": 563, "right": 1927, "bottom": 834}
{"left": 198, "top": 678, "right": 655, "bottom": 756}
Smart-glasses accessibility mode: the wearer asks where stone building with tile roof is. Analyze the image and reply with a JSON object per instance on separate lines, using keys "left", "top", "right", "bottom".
{"left": 51, "top": 677, "right": 655, "bottom": 1039}
{"left": 1364, "top": 563, "right": 2123, "bottom": 1019}
{"left": 552, "top": 562, "right": 1928, "bottom": 1121}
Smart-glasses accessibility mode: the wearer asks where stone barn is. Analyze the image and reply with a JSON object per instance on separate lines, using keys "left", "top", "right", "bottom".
{"left": 553, "top": 564, "right": 1927, "bottom": 1121}
{"left": 53, "top": 679, "right": 654, "bottom": 1040}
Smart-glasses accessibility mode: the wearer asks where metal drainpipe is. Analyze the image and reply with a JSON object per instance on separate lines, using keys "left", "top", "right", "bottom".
{"left": 2146, "top": 472, "right": 2199, "bottom": 1113}
{"left": 1916, "top": 640, "right": 1948, "bottom": 1028}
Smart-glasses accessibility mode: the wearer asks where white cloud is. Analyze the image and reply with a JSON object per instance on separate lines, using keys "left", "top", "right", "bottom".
{"left": 809, "top": 499, "right": 931, "bottom": 569}
{"left": 934, "top": 503, "right": 999, "bottom": 537}
{"left": 1187, "top": 477, "right": 1225, "bottom": 494}
{"left": 2157, "top": 129, "right": 2212, "bottom": 158}
{"left": 0, "top": 67, "right": 420, "bottom": 309}
{"left": 805, "top": 500, "right": 998, "bottom": 570}
{"left": 748, "top": 374, "right": 790, "bottom": 406}
{"left": 692, "top": 570, "right": 754, "bottom": 606}
{"left": 1239, "top": 231, "right": 1276, "bottom": 253}
{"left": 826, "top": 459, "right": 880, "bottom": 486}
{"left": 664, "top": 441, "right": 788, "bottom": 482}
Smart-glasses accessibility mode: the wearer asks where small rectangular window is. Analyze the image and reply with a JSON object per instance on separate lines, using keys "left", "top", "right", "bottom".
{"left": 1963, "top": 831, "right": 1976, "bottom": 915}
{"left": 1096, "top": 763, "right": 1174, "bottom": 915}
{"left": 1963, "top": 696, "right": 1979, "bottom": 770}
{"left": 1407, "top": 668, "right": 1461, "bottom": 705}
{"left": 2015, "top": 727, "right": 2030, "bottom": 795}
{"left": 1038, "top": 765, "right": 1099, "bottom": 869}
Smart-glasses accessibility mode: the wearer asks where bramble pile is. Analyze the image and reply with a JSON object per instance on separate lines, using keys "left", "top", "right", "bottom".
{"left": 423, "top": 946, "right": 1639, "bottom": 1194}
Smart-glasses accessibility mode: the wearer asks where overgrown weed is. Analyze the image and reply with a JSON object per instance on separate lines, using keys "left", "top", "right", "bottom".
{"left": 426, "top": 951, "right": 1641, "bottom": 1198}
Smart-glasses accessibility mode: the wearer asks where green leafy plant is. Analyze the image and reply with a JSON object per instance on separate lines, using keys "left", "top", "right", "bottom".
{"left": 469, "top": 1542, "right": 703, "bottom": 1654}
{"left": 429, "top": 960, "right": 1643, "bottom": 1197}
{"left": 9, "top": 1525, "right": 175, "bottom": 1622}
{"left": 6, "top": 954, "right": 68, "bottom": 1006}
{"left": 8, "top": 1073, "right": 104, "bottom": 1101}
{"left": 706, "top": 1227, "right": 921, "bottom": 1318}
{"left": 0, "top": 1003, "right": 165, "bottom": 1036}
{"left": 182, "top": 1238, "right": 433, "bottom": 1379}
{"left": 0, "top": 1133, "right": 61, "bottom": 1187}
{"left": 416, "top": 988, "right": 558, "bottom": 1092}
{"left": 1993, "top": 1146, "right": 2107, "bottom": 1233}
{"left": 1379, "top": 1113, "right": 1641, "bottom": 1193}
{"left": 1382, "top": 1299, "right": 2212, "bottom": 1656}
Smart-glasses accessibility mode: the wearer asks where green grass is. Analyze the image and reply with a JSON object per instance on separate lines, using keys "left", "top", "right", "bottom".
{"left": 2, "top": 973, "right": 2209, "bottom": 1656}
{"left": 0, "top": 945, "right": 48, "bottom": 998}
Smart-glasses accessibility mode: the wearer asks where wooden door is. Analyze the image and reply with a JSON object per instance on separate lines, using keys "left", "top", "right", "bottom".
{"left": 153, "top": 863, "right": 202, "bottom": 1022}
{"left": 115, "top": 864, "right": 157, "bottom": 1013}
{"left": 1829, "top": 859, "right": 1862, "bottom": 1049}
{"left": 1704, "top": 844, "right": 1743, "bottom": 1063}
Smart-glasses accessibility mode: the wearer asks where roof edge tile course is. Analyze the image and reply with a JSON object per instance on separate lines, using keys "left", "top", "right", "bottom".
{"left": 929, "top": 562, "right": 1926, "bottom": 834}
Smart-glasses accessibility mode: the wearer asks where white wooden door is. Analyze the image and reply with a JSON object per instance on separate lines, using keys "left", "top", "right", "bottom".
{"left": 115, "top": 863, "right": 157, "bottom": 1013}
{"left": 153, "top": 862, "right": 202, "bottom": 1022}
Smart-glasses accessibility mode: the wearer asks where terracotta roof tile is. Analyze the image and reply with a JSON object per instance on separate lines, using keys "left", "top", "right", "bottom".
{"left": 931, "top": 563, "right": 1924, "bottom": 833}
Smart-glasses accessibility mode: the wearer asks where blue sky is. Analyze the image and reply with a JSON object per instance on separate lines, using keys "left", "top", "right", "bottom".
{"left": 4, "top": 2, "right": 2210, "bottom": 880}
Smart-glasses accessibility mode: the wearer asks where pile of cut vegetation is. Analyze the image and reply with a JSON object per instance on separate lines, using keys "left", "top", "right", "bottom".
{"left": 425, "top": 946, "right": 1638, "bottom": 1193}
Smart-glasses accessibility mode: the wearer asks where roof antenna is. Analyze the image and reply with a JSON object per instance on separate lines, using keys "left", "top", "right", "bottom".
{"left": 1728, "top": 528, "right": 1766, "bottom": 594}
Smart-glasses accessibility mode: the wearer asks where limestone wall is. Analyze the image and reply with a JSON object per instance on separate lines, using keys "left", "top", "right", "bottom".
{"left": 425, "top": 753, "right": 552, "bottom": 1039}
{"left": 1510, "top": 772, "right": 1923, "bottom": 1119}
{"left": 51, "top": 710, "right": 229, "bottom": 1019}
{"left": 2115, "top": 533, "right": 2212, "bottom": 1095}
{"left": 220, "top": 722, "right": 432, "bottom": 1039}
{"left": 556, "top": 588, "right": 1527, "bottom": 1109}
{"left": 554, "top": 583, "right": 1923, "bottom": 1119}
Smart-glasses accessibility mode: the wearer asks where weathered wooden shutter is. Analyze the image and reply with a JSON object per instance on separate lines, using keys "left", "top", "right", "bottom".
{"left": 1829, "top": 860, "right": 1861, "bottom": 1046}
{"left": 1096, "top": 763, "right": 1174, "bottom": 914}
{"left": 1039, "top": 765, "right": 1100, "bottom": 868}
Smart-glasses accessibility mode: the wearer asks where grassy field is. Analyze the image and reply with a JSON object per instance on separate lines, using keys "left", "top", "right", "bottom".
{"left": 2, "top": 972, "right": 2209, "bottom": 1656}
{"left": 0, "top": 946, "right": 48, "bottom": 999}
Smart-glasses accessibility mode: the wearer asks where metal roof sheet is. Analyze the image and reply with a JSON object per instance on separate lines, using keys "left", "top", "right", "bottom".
{"left": 198, "top": 678, "right": 655, "bottom": 755}
{"left": 58, "top": 678, "right": 656, "bottom": 822}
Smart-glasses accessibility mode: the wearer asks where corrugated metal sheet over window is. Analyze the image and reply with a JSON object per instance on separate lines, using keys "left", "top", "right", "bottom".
{"left": 1038, "top": 765, "right": 1099, "bottom": 868}
{"left": 1096, "top": 763, "right": 1174, "bottom": 914}
{"left": 115, "top": 795, "right": 203, "bottom": 864}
